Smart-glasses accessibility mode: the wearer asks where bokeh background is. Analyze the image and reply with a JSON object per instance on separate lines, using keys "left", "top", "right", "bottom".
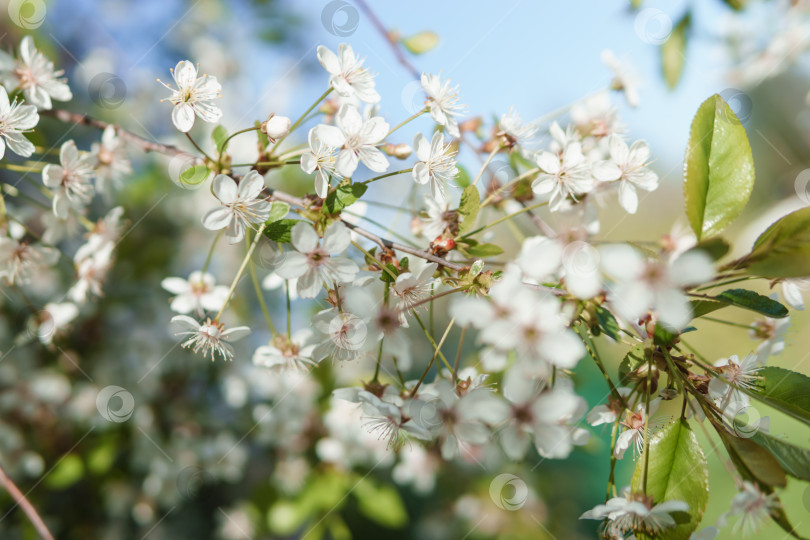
{"left": 0, "top": 0, "right": 809, "bottom": 538}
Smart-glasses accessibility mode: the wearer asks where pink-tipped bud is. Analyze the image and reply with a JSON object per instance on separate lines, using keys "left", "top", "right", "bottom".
{"left": 384, "top": 143, "right": 412, "bottom": 159}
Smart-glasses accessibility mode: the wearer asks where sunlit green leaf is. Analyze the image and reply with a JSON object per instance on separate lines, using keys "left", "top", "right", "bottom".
{"left": 457, "top": 185, "right": 480, "bottom": 235}
{"left": 735, "top": 207, "right": 810, "bottom": 278}
{"left": 353, "top": 477, "right": 408, "bottom": 528}
{"left": 751, "top": 432, "right": 810, "bottom": 482}
{"left": 325, "top": 182, "right": 367, "bottom": 214}
{"left": 752, "top": 367, "right": 810, "bottom": 428}
{"left": 45, "top": 454, "right": 84, "bottom": 489}
{"left": 179, "top": 164, "right": 211, "bottom": 186}
{"left": 401, "top": 31, "right": 439, "bottom": 55}
{"left": 630, "top": 420, "right": 708, "bottom": 540}
{"left": 713, "top": 289, "right": 788, "bottom": 318}
{"left": 683, "top": 94, "right": 755, "bottom": 240}
{"left": 662, "top": 13, "right": 690, "bottom": 89}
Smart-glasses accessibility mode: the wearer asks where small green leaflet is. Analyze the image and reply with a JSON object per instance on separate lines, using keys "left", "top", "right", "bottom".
{"left": 734, "top": 206, "right": 810, "bottom": 278}
{"left": 179, "top": 164, "right": 211, "bottom": 186}
{"left": 683, "top": 94, "right": 755, "bottom": 240}
{"left": 211, "top": 125, "right": 228, "bottom": 153}
{"left": 712, "top": 288, "right": 788, "bottom": 318}
{"left": 266, "top": 201, "right": 290, "bottom": 223}
{"left": 264, "top": 219, "right": 300, "bottom": 243}
{"left": 325, "top": 183, "right": 367, "bottom": 214}
{"left": 662, "top": 13, "right": 690, "bottom": 89}
{"left": 401, "top": 31, "right": 439, "bottom": 55}
{"left": 630, "top": 420, "right": 708, "bottom": 540}
{"left": 465, "top": 243, "right": 503, "bottom": 258}
{"left": 752, "top": 367, "right": 810, "bottom": 428}
{"left": 619, "top": 342, "right": 648, "bottom": 385}
{"left": 457, "top": 185, "right": 480, "bottom": 235}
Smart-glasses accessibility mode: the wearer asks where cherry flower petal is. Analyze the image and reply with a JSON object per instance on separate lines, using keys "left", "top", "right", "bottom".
{"left": 172, "top": 103, "right": 196, "bottom": 132}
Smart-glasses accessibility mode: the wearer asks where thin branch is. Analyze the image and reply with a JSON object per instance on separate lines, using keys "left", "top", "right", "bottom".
{"left": 353, "top": 0, "right": 421, "bottom": 79}
{"left": 45, "top": 108, "right": 469, "bottom": 274}
{"left": 0, "top": 464, "right": 55, "bottom": 540}
{"left": 42, "top": 109, "right": 195, "bottom": 159}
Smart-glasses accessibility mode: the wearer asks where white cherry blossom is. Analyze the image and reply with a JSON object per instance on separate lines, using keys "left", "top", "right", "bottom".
{"left": 158, "top": 60, "right": 222, "bottom": 132}
{"left": 161, "top": 271, "right": 229, "bottom": 315}
{"left": 275, "top": 222, "right": 359, "bottom": 298}
{"left": 313, "top": 104, "right": 389, "bottom": 178}
{"left": 593, "top": 134, "right": 659, "bottom": 214}
{"left": 0, "top": 85, "right": 39, "bottom": 159}
{"left": 171, "top": 316, "right": 250, "bottom": 361}
{"left": 202, "top": 171, "right": 270, "bottom": 243}
{"left": 421, "top": 73, "right": 465, "bottom": 138}
{"left": 91, "top": 126, "right": 132, "bottom": 199}
{"left": 532, "top": 142, "right": 594, "bottom": 211}
{"left": 253, "top": 330, "right": 316, "bottom": 372}
{"left": 42, "top": 140, "right": 96, "bottom": 219}
{"left": 0, "top": 237, "right": 59, "bottom": 285}
{"left": 317, "top": 44, "right": 380, "bottom": 104}
{"left": 0, "top": 36, "right": 72, "bottom": 109}
{"left": 412, "top": 131, "right": 458, "bottom": 200}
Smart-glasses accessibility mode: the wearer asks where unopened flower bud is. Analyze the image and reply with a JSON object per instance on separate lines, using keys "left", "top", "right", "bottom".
{"left": 384, "top": 143, "right": 412, "bottom": 159}
{"left": 410, "top": 216, "right": 423, "bottom": 237}
{"left": 480, "top": 139, "right": 499, "bottom": 154}
{"left": 319, "top": 98, "right": 340, "bottom": 118}
{"left": 262, "top": 115, "right": 291, "bottom": 141}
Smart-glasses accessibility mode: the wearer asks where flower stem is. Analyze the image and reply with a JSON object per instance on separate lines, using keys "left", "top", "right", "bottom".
{"left": 185, "top": 132, "right": 215, "bottom": 163}
{"left": 362, "top": 168, "right": 412, "bottom": 185}
{"left": 471, "top": 145, "right": 501, "bottom": 187}
{"left": 217, "top": 126, "right": 260, "bottom": 172}
{"left": 246, "top": 232, "right": 277, "bottom": 336}
{"left": 386, "top": 107, "right": 427, "bottom": 138}
{"left": 215, "top": 223, "right": 267, "bottom": 322}
{"left": 460, "top": 199, "right": 548, "bottom": 238}
{"left": 201, "top": 230, "right": 223, "bottom": 274}
{"left": 269, "top": 87, "right": 333, "bottom": 156}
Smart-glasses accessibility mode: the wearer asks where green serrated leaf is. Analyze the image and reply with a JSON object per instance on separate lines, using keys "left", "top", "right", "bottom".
{"left": 662, "top": 13, "right": 690, "bottom": 89}
{"left": 212, "top": 125, "right": 228, "bottom": 153}
{"left": 466, "top": 243, "right": 503, "bottom": 258}
{"left": 179, "top": 164, "right": 211, "bottom": 186}
{"left": 683, "top": 94, "right": 755, "bottom": 240}
{"left": 685, "top": 237, "right": 730, "bottom": 261}
{"left": 716, "top": 425, "right": 787, "bottom": 488}
{"left": 457, "top": 185, "right": 480, "bottom": 235}
{"left": 689, "top": 299, "right": 727, "bottom": 320}
{"left": 264, "top": 219, "right": 300, "bottom": 243}
{"left": 455, "top": 164, "right": 471, "bottom": 188}
{"left": 712, "top": 289, "right": 788, "bottom": 318}
{"left": 619, "top": 342, "right": 648, "bottom": 385}
{"left": 751, "top": 432, "right": 810, "bottom": 482}
{"left": 267, "top": 201, "right": 290, "bottom": 224}
{"left": 325, "top": 183, "right": 367, "bottom": 214}
{"left": 401, "top": 31, "right": 439, "bottom": 55}
{"left": 736, "top": 207, "right": 810, "bottom": 279}
{"left": 595, "top": 306, "right": 621, "bottom": 341}
{"left": 630, "top": 419, "right": 708, "bottom": 540}
{"left": 752, "top": 367, "right": 810, "bottom": 428}
{"left": 353, "top": 477, "right": 407, "bottom": 528}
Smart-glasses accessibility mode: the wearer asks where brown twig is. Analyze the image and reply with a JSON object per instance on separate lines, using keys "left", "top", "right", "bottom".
{"left": 42, "top": 109, "right": 196, "bottom": 160}
{"left": 353, "top": 0, "right": 421, "bottom": 79}
{"left": 0, "top": 464, "right": 55, "bottom": 540}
